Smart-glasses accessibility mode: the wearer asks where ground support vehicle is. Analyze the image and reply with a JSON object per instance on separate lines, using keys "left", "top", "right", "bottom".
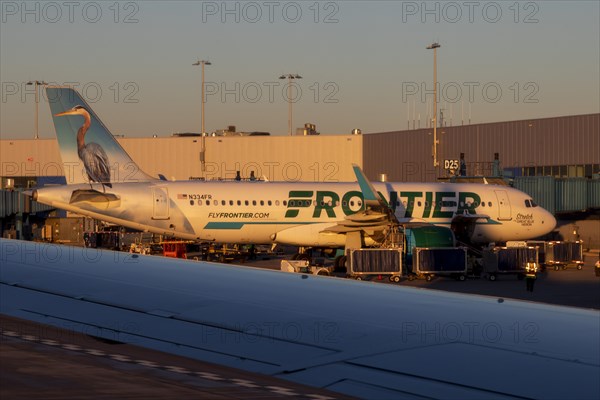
{"left": 280, "top": 259, "right": 332, "bottom": 276}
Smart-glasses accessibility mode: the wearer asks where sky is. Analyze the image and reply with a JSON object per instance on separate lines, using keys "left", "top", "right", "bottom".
{"left": 1, "top": 1, "right": 599, "bottom": 138}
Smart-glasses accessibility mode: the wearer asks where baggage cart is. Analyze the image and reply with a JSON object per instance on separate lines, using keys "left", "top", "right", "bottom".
{"left": 349, "top": 248, "right": 403, "bottom": 282}
{"left": 483, "top": 246, "right": 538, "bottom": 281}
{"left": 413, "top": 247, "right": 467, "bottom": 281}
{"left": 545, "top": 241, "right": 584, "bottom": 270}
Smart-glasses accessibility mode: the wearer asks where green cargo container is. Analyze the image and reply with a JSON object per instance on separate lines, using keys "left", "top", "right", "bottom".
{"left": 405, "top": 226, "right": 455, "bottom": 255}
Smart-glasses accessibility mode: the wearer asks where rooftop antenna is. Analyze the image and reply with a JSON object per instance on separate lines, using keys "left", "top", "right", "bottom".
{"left": 412, "top": 99, "right": 416, "bottom": 130}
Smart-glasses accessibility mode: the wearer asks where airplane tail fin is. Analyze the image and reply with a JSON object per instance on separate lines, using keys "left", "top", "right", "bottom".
{"left": 47, "top": 86, "right": 155, "bottom": 185}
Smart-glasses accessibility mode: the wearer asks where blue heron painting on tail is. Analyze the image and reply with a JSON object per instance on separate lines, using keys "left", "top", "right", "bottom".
{"left": 55, "top": 105, "right": 112, "bottom": 192}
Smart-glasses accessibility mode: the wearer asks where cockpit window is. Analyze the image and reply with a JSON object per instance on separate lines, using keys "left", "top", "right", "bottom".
{"left": 530, "top": 199, "right": 538, "bottom": 207}
{"left": 525, "top": 200, "right": 531, "bottom": 208}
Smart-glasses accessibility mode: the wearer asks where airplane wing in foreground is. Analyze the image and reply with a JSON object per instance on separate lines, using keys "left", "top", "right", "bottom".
{"left": 1, "top": 239, "right": 598, "bottom": 399}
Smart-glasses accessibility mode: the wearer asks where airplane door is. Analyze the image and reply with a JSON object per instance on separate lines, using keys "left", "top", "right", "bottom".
{"left": 494, "top": 190, "right": 512, "bottom": 221}
{"left": 152, "top": 187, "right": 170, "bottom": 220}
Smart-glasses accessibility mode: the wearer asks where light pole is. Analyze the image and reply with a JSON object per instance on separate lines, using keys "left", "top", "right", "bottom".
{"left": 193, "top": 59, "right": 211, "bottom": 175}
{"left": 279, "top": 73, "right": 302, "bottom": 136}
{"left": 26, "top": 80, "right": 48, "bottom": 139}
{"left": 426, "top": 42, "right": 440, "bottom": 168}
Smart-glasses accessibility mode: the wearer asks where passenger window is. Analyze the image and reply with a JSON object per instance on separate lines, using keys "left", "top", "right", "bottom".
{"left": 260, "top": 200, "right": 264, "bottom": 206}
{"left": 268, "top": 200, "right": 272, "bottom": 206}
{"left": 237, "top": 200, "right": 241, "bottom": 206}
{"left": 252, "top": 200, "right": 257, "bottom": 206}
{"left": 190, "top": 200, "right": 194, "bottom": 206}
{"left": 198, "top": 200, "right": 203, "bottom": 206}
{"left": 245, "top": 200, "right": 249, "bottom": 206}
{"left": 229, "top": 200, "right": 234, "bottom": 206}
{"left": 213, "top": 200, "right": 217, "bottom": 206}
{"left": 488, "top": 202, "right": 492, "bottom": 207}
{"left": 417, "top": 201, "right": 422, "bottom": 207}
{"left": 221, "top": 200, "right": 226, "bottom": 206}
{"left": 282, "top": 200, "right": 286, "bottom": 206}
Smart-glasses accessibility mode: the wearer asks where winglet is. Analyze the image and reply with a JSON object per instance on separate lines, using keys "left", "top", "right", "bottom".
{"left": 352, "top": 164, "right": 400, "bottom": 225}
{"left": 352, "top": 164, "right": 380, "bottom": 207}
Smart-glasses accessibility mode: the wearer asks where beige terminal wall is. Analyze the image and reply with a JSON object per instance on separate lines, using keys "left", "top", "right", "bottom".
{"left": 1, "top": 135, "right": 363, "bottom": 183}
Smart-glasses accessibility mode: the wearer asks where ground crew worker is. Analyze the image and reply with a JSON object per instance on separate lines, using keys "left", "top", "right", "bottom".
{"left": 525, "top": 261, "right": 538, "bottom": 292}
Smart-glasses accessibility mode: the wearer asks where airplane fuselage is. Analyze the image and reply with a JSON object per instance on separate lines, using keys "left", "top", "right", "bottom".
{"left": 34, "top": 179, "right": 556, "bottom": 246}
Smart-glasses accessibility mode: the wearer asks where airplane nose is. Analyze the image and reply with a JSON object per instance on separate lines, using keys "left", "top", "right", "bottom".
{"left": 540, "top": 209, "right": 557, "bottom": 235}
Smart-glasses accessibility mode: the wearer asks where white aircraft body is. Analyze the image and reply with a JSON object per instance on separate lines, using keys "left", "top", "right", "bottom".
{"left": 32, "top": 87, "right": 556, "bottom": 247}
{"left": 1, "top": 238, "right": 598, "bottom": 399}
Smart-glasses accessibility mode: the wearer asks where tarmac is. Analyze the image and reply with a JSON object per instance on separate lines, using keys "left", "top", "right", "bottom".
{"left": 0, "top": 315, "right": 352, "bottom": 400}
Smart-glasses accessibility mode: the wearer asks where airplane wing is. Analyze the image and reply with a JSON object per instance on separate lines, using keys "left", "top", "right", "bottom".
{"left": 1, "top": 238, "right": 598, "bottom": 399}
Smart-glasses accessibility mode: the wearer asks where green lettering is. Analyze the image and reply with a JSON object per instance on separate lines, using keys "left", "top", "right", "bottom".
{"left": 432, "top": 192, "right": 456, "bottom": 218}
{"left": 457, "top": 192, "right": 481, "bottom": 215}
{"left": 400, "top": 191, "right": 422, "bottom": 218}
{"left": 286, "top": 190, "right": 313, "bottom": 218}
{"left": 342, "top": 191, "right": 364, "bottom": 216}
{"left": 423, "top": 191, "right": 433, "bottom": 218}
{"left": 313, "top": 191, "right": 339, "bottom": 218}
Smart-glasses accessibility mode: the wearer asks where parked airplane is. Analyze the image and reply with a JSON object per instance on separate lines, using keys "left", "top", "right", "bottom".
{"left": 32, "top": 87, "right": 556, "bottom": 249}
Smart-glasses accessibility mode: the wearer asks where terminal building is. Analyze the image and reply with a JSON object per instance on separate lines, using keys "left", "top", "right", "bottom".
{"left": 1, "top": 113, "right": 599, "bottom": 246}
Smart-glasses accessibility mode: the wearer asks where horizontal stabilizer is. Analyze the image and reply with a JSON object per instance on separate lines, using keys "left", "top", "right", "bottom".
{"left": 69, "top": 189, "right": 121, "bottom": 207}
